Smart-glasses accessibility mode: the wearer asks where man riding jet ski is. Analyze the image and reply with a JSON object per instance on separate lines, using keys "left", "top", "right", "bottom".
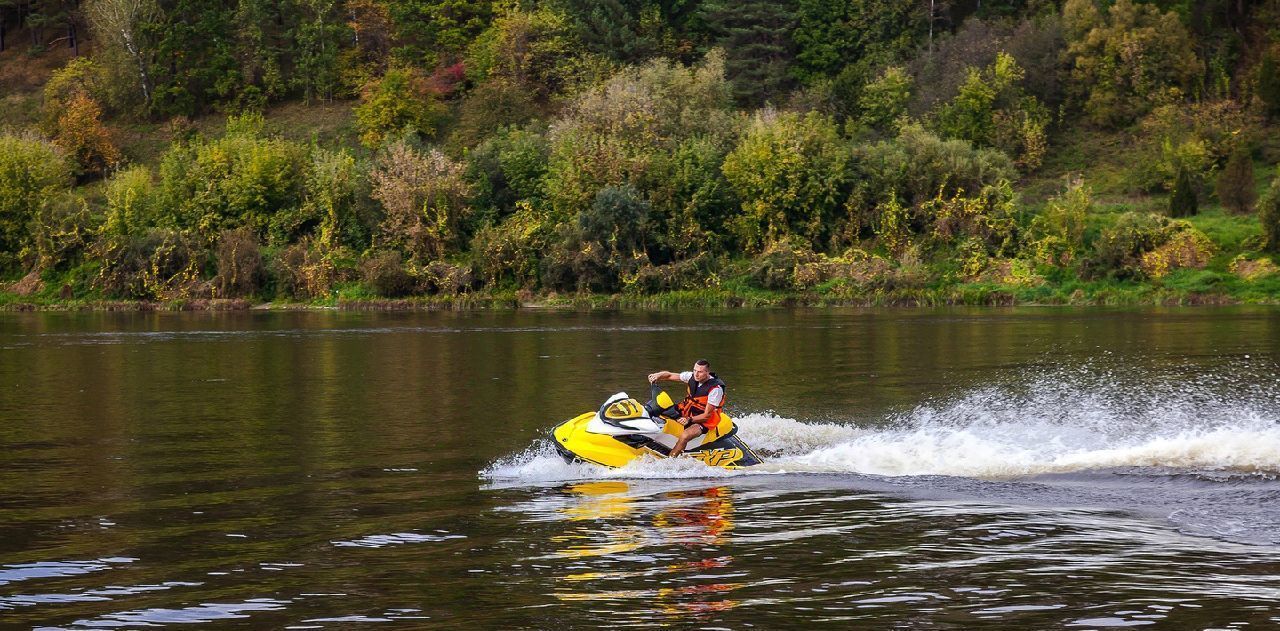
{"left": 550, "top": 360, "right": 763, "bottom": 469}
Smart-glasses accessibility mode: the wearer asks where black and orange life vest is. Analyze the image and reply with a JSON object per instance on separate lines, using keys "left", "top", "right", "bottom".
{"left": 677, "top": 373, "right": 726, "bottom": 429}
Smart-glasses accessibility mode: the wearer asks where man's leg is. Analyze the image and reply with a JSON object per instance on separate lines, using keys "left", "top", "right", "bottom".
{"left": 670, "top": 424, "right": 705, "bottom": 458}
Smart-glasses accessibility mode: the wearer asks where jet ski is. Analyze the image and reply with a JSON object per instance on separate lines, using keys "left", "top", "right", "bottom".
{"left": 550, "top": 385, "right": 764, "bottom": 469}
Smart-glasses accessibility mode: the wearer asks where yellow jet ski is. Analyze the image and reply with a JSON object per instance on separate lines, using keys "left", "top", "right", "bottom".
{"left": 550, "top": 385, "right": 763, "bottom": 469}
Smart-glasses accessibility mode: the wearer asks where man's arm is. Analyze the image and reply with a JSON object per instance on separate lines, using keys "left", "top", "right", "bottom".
{"left": 647, "top": 370, "right": 684, "bottom": 384}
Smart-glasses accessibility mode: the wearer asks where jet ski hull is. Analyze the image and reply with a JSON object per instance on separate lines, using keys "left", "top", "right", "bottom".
{"left": 550, "top": 411, "right": 764, "bottom": 469}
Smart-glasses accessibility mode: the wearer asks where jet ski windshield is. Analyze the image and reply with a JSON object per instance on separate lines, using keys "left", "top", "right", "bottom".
{"left": 596, "top": 393, "right": 656, "bottom": 431}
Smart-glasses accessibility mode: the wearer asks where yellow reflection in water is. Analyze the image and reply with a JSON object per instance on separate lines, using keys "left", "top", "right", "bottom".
{"left": 552, "top": 483, "right": 742, "bottom": 620}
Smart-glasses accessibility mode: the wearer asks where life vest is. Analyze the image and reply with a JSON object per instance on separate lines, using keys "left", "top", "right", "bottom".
{"left": 676, "top": 373, "right": 726, "bottom": 429}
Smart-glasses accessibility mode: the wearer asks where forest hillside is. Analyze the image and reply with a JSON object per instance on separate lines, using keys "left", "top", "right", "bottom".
{"left": 4, "top": 0, "right": 1280, "bottom": 307}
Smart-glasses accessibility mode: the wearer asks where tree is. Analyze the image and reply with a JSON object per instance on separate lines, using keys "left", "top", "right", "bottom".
{"left": 858, "top": 66, "right": 912, "bottom": 133}
{"left": 1260, "top": 168, "right": 1280, "bottom": 252}
{"left": 354, "top": 66, "right": 448, "bottom": 148}
{"left": 0, "top": 133, "right": 72, "bottom": 273}
{"left": 86, "top": 0, "right": 157, "bottom": 108}
{"left": 464, "top": 7, "right": 586, "bottom": 102}
{"left": 293, "top": 0, "right": 348, "bottom": 101}
{"left": 156, "top": 113, "right": 310, "bottom": 244}
{"left": 1168, "top": 164, "right": 1198, "bottom": 218}
{"left": 580, "top": 184, "right": 649, "bottom": 256}
{"left": 147, "top": 0, "right": 239, "bottom": 116}
{"left": 721, "top": 110, "right": 849, "bottom": 251}
{"left": 791, "top": 0, "right": 925, "bottom": 85}
{"left": 934, "top": 52, "right": 1049, "bottom": 170}
{"left": 1258, "top": 50, "right": 1280, "bottom": 120}
{"left": 53, "top": 92, "right": 123, "bottom": 177}
{"left": 386, "top": 0, "right": 494, "bottom": 65}
{"left": 1216, "top": 146, "right": 1256, "bottom": 215}
{"left": 370, "top": 140, "right": 471, "bottom": 261}
{"left": 1063, "top": 0, "right": 1203, "bottom": 127}
{"left": 697, "top": 0, "right": 796, "bottom": 105}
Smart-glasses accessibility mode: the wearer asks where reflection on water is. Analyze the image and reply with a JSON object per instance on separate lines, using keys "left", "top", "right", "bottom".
{"left": 549, "top": 482, "right": 742, "bottom": 622}
{"left": 3, "top": 308, "right": 1280, "bottom": 628}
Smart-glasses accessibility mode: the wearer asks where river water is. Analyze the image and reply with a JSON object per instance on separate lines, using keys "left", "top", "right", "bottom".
{"left": 1, "top": 308, "right": 1278, "bottom": 629}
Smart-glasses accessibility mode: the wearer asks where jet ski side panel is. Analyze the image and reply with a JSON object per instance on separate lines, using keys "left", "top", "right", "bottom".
{"left": 551, "top": 412, "right": 651, "bottom": 468}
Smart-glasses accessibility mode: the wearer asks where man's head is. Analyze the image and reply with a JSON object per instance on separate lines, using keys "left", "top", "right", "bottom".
{"left": 691, "top": 359, "right": 711, "bottom": 382}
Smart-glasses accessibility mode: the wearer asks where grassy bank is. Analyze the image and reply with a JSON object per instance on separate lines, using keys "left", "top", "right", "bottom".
{"left": 4, "top": 274, "right": 1277, "bottom": 312}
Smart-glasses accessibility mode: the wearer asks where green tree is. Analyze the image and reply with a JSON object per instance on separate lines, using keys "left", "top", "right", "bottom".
{"left": 386, "top": 0, "right": 494, "bottom": 65}
{"left": 1169, "top": 164, "right": 1198, "bottom": 218}
{"left": 580, "top": 184, "right": 649, "bottom": 256}
{"left": 157, "top": 113, "right": 309, "bottom": 243}
{"left": 543, "top": 51, "right": 734, "bottom": 222}
{"left": 292, "top": 0, "right": 348, "bottom": 101}
{"left": 85, "top": 0, "right": 158, "bottom": 109}
{"left": 0, "top": 134, "right": 72, "bottom": 273}
{"left": 935, "top": 52, "right": 1049, "bottom": 170}
{"left": 1257, "top": 50, "right": 1280, "bottom": 120}
{"left": 1063, "top": 0, "right": 1203, "bottom": 127}
{"left": 354, "top": 66, "right": 448, "bottom": 148}
{"left": 1216, "top": 146, "right": 1256, "bottom": 215}
{"left": 721, "top": 110, "right": 849, "bottom": 252}
{"left": 103, "top": 165, "right": 159, "bottom": 238}
{"left": 697, "top": 0, "right": 796, "bottom": 105}
{"left": 465, "top": 7, "right": 592, "bottom": 102}
{"left": 1259, "top": 168, "right": 1280, "bottom": 252}
{"left": 147, "top": 0, "right": 240, "bottom": 116}
{"left": 791, "top": 0, "right": 924, "bottom": 85}
{"left": 858, "top": 66, "right": 912, "bottom": 133}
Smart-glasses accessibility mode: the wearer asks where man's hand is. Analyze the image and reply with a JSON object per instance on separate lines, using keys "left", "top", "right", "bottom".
{"left": 648, "top": 372, "right": 662, "bottom": 384}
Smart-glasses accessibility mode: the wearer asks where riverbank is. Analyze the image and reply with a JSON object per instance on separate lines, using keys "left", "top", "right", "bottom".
{"left": 3, "top": 277, "right": 1273, "bottom": 312}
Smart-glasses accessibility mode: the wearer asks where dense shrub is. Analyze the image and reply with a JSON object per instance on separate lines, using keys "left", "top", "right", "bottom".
{"left": 359, "top": 250, "right": 414, "bottom": 297}
{"left": 1168, "top": 165, "right": 1199, "bottom": 218}
{"left": 1139, "top": 230, "right": 1214, "bottom": 279}
{"left": 354, "top": 67, "right": 448, "bottom": 148}
{"left": 1063, "top": 0, "right": 1203, "bottom": 127}
{"left": 1027, "top": 180, "right": 1090, "bottom": 267}
{"left": 858, "top": 66, "right": 912, "bottom": 133}
{"left": 1216, "top": 146, "right": 1256, "bottom": 215}
{"left": 95, "top": 229, "right": 206, "bottom": 300}
{"left": 1087, "top": 212, "right": 1209, "bottom": 279}
{"left": 370, "top": 140, "right": 471, "bottom": 261}
{"left": 157, "top": 113, "right": 309, "bottom": 244}
{"left": 103, "top": 166, "right": 160, "bottom": 239}
{"left": 1260, "top": 169, "right": 1280, "bottom": 253}
{"left": 539, "top": 224, "right": 626, "bottom": 293}
{"left": 32, "top": 193, "right": 97, "bottom": 271}
{"left": 921, "top": 181, "right": 1018, "bottom": 256}
{"left": 622, "top": 254, "right": 717, "bottom": 294}
{"left": 419, "top": 260, "right": 474, "bottom": 295}
{"left": 643, "top": 136, "right": 737, "bottom": 260}
{"left": 0, "top": 133, "right": 73, "bottom": 273}
{"left": 544, "top": 51, "right": 735, "bottom": 221}
{"left": 854, "top": 123, "right": 1014, "bottom": 211}
{"left": 303, "top": 148, "right": 370, "bottom": 252}
{"left": 747, "top": 238, "right": 820, "bottom": 291}
{"left": 470, "top": 202, "right": 550, "bottom": 289}
{"left": 273, "top": 239, "right": 335, "bottom": 300}
{"left": 214, "top": 228, "right": 264, "bottom": 298}
{"left": 580, "top": 184, "right": 649, "bottom": 256}
{"left": 722, "top": 110, "right": 849, "bottom": 252}
{"left": 465, "top": 126, "right": 550, "bottom": 230}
